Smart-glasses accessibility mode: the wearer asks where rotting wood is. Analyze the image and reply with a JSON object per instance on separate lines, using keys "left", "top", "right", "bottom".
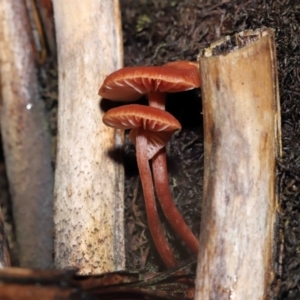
{"left": 0, "top": 258, "right": 195, "bottom": 300}
{"left": 195, "top": 28, "right": 281, "bottom": 299}
{"left": 53, "top": 0, "right": 125, "bottom": 274}
{"left": 0, "top": 0, "right": 54, "bottom": 268}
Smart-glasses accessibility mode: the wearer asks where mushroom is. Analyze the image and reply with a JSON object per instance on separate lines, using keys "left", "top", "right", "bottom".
{"left": 99, "top": 61, "right": 200, "bottom": 254}
{"left": 99, "top": 60, "right": 200, "bottom": 110}
{"left": 103, "top": 104, "right": 181, "bottom": 268}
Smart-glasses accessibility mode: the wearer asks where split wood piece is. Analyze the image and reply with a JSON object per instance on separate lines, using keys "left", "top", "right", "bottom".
{"left": 0, "top": 263, "right": 195, "bottom": 300}
{"left": 53, "top": 0, "right": 125, "bottom": 274}
{"left": 0, "top": 0, "right": 54, "bottom": 268}
{"left": 195, "top": 28, "right": 281, "bottom": 300}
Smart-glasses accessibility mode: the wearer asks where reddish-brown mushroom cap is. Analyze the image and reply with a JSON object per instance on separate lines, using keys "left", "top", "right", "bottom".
{"left": 103, "top": 104, "right": 181, "bottom": 131}
{"left": 99, "top": 61, "right": 200, "bottom": 101}
{"left": 103, "top": 104, "right": 181, "bottom": 159}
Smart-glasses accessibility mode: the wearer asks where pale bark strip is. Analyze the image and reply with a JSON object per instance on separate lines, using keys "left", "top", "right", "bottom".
{"left": 195, "top": 29, "right": 281, "bottom": 299}
{"left": 0, "top": 1, "right": 54, "bottom": 268}
{"left": 53, "top": 0, "right": 124, "bottom": 274}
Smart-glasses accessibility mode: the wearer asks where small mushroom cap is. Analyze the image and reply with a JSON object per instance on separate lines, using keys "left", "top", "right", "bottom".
{"left": 103, "top": 104, "right": 181, "bottom": 132}
{"left": 103, "top": 104, "right": 181, "bottom": 159}
{"left": 99, "top": 61, "right": 200, "bottom": 101}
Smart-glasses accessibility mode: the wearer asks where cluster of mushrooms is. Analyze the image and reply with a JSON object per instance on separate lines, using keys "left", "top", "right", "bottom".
{"left": 99, "top": 61, "right": 201, "bottom": 268}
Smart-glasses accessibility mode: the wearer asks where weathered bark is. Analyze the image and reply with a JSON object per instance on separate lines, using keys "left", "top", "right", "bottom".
{"left": 53, "top": 0, "right": 125, "bottom": 274}
{"left": 0, "top": 0, "right": 54, "bottom": 268}
{"left": 195, "top": 29, "right": 281, "bottom": 299}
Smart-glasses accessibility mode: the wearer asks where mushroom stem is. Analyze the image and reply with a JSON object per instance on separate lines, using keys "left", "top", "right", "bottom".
{"left": 148, "top": 91, "right": 199, "bottom": 254}
{"left": 135, "top": 129, "right": 178, "bottom": 268}
{"left": 152, "top": 148, "right": 199, "bottom": 254}
{"left": 148, "top": 91, "right": 166, "bottom": 110}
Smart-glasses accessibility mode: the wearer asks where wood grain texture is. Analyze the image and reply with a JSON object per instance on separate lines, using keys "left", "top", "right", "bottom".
{"left": 0, "top": 0, "right": 54, "bottom": 268}
{"left": 53, "top": 0, "right": 124, "bottom": 274}
{"left": 195, "top": 29, "right": 281, "bottom": 299}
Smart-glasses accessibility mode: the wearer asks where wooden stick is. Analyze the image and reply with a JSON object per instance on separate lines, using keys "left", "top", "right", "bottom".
{"left": 53, "top": 0, "right": 125, "bottom": 274}
{"left": 195, "top": 28, "right": 281, "bottom": 299}
{"left": 0, "top": 0, "right": 54, "bottom": 268}
{"left": 0, "top": 264, "right": 195, "bottom": 300}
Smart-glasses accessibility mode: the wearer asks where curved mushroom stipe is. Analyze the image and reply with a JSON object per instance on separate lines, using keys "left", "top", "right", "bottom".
{"left": 152, "top": 148, "right": 199, "bottom": 254}
{"left": 136, "top": 130, "right": 178, "bottom": 268}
